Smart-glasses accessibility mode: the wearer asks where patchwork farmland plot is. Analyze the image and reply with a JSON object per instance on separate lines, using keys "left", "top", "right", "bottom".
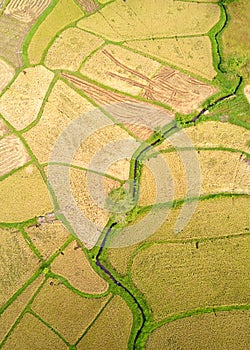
{"left": 0, "top": 0, "right": 249, "bottom": 349}
{"left": 45, "top": 28, "right": 104, "bottom": 71}
{"left": 146, "top": 310, "right": 250, "bottom": 350}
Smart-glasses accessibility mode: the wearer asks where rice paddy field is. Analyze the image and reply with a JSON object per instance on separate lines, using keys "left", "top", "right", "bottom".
{"left": 0, "top": 0, "right": 249, "bottom": 349}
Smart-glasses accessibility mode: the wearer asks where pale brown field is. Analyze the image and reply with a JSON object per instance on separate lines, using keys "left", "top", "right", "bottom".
{"left": 127, "top": 36, "right": 216, "bottom": 80}
{"left": 143, "top": 66, "right": 217, "bottom": 114}
{"left": 27, "top": 0, "right": 83, "bottom": 64}
{"left": 69, "top": 168, "right": 120, "bottom": 238}
{"left": 146, "top": 310, "right": 250, "bottom": 350}
{"left": 62, "top": 73, "right": 174, "bottom": 141}
{"left": 0, "top": 135, "right": 30, "bottom": 177}
{"left": 138, "top": 150, "right": 250, "bottom": 207}
{"left": 0, "top": 58, "right": 15, "bottom": 93}
{"left": 0, "top": 66, "right": 54, "bottom": 130}
{"left": 51, "top": 240, "right": 109, "bottom": 294}
{"left": 80, "top": 44, "right": 161, "bottom": 96}
{"left": 45, "top": 28, "right": 104, "bottom": 71}
{"left": 0, "top": 229, "right": 40, "bottom": 307}
{"left": 0, "top": 166, "right": 52, "bottom": 222}
{"left": 77, "top": 295, "right": 133, "bottom": 350}
{"left": 77, "top": 0, "right": 98, "bottom": 13}
{"left": 25, "top": 221, "right": 70, "bottom": 260}
{"left": 138, "top": 152, "right": 187, "bottom": 206}
{"left": 31, "top": 278, "right": 111, "bottom": 343}
{"left": 108, "top": 196, "right": 250, "bottom": 275}
{"left": 77, "top": 0, "right": 220, "bottom": 41}
{"left": 184, "top": 121, "right": 250, "bottom": 154}
{"left": 131, "top": 236, "right": 250, "bottom": 321}
{"left": 71, "top": 123, "right": 138, "bottom": 170}
{"left": 1, "top": 313, "right": 68, "bottom": 350}
{"left": 4, "top": 0, "right": 51, "bottom": 23}
{"left": 0, "top": 15, "right": 29, "bottom": 67}
{"left": 23, "top": 79, "right": 94, "bottom": 163}
{"left": 0, "top": 275, "right": 44, "bottom": 342}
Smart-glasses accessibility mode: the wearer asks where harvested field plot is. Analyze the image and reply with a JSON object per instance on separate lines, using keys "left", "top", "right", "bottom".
{"left": 1, "top": 313, "right": 68, "bottom": 350}
{"left": 51, "top": 241, "right": 108, "bottom": 294}
{"left": 0, "top": 229, "right": 39, "bottom": 307}
{"left": 142, "top": 66, "right": 217, "bottom": 114}
{"left": 127, "top": 36, "right": 216, "bottom": 80}
{"left": 78, "top": 0, "right": 220, "bottom": 41}
{"left": 131, "top": 236, "right": 250, "bottom": 321}
{"left": 23, "top": 80, "right": 94, "bottom": 163}
{"left": 25, "top": 221, "right": 70, "bottom": 260}
{"left": 77, "top": 295, "right": 133, "bottom": 350}
{"left": 146, "top": 310, "right": 250, "bottom": 350}
{"left": 0, "top": 275, "right": 44, "bottom": 343}
{"left": 31, "top": 278, "right": 111, "bottom": 343}
{"left": 0, "top": 66, "right": 54, "bottom": 130}
{"left": 45, "top": 28, "right": 104, "bottom": 71}
{"left": 27, "top": 0, "right": 83, "bottom": 64}
{"left": 4, "top": 0, "right": 51, "bottom": 23}
{"left": 0, "top": 15, "right": 29, "bottom": 67}
{"left": 0, "top": 58, "right": 15, "bottom": 93}
{"left": 80, "top": 44, "right": 161, "bottom": 96}
{"left": 0, "top": 135, "right": 30, "bottom": 177}
{"left": 0, "top": 166, "right": 52, "bottom": 222}
{"left": 77, "top": 0, "right": 99, "bottom": 14}
{"left": 63, "top": 73, "right": 174, "bottom": 140}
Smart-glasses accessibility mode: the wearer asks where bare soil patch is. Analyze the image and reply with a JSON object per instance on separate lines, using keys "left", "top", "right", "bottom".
{"left": 0, "top": 58, "right": 15, "bottom": 93}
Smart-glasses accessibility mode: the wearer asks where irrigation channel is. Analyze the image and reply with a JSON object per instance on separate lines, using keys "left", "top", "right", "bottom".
{"left": 93, "top": 5, "right": 244, "bottom": 347}
{"left": 95, "top": 121, "right": 180, "bottom": 349}
{"left": 94, "top": 72, "right": 243, "bottom": 348}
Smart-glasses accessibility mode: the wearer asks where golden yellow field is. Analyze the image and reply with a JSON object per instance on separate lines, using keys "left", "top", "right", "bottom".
{"left": 0, "top": 275, "right": 44, "bottom": 343}
{"left": 1, "top": 313, "right": 68, "bottom": 350}
{"left": 77, "top": 295, "right": 133, "bottom": 350}
{"left": 127, "top": 36, "right": 216, "bottom": 80}
{"left": 77, "top": 0, "right": 220, "bottom": 41}
{"left": 27, "top": 0, "right": 83, "bottom": 64}
{"left": 30, "top": 278, "right": 111, "bottom": 343}
{"left": 0, "top": 229, "right": 40, "bottom": 307}
{"left": 184, "top": 121, "right": 250, "bottom": 153}
{"left": 51, "top": 240, "right": 109, "bottom": 294}
{"left": 131, "top": 236, "right": 250, "bottom": 321}
{"left": 0, "top": 166, "right": 52, "bottom": 222}
{"left": 0, "top": 66, "right": 54, "bottom": 130}
{"left": 45, "top": 28, "right": 104, "bottom": 71}
{"left": 107, "top": 195, "right": 250, "bottom": 275}
{"left": 146, "top": 310, "right": 250, "bottom": 350}
{"left": 25, "top": 221, "right": 70, "bottom": 260}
